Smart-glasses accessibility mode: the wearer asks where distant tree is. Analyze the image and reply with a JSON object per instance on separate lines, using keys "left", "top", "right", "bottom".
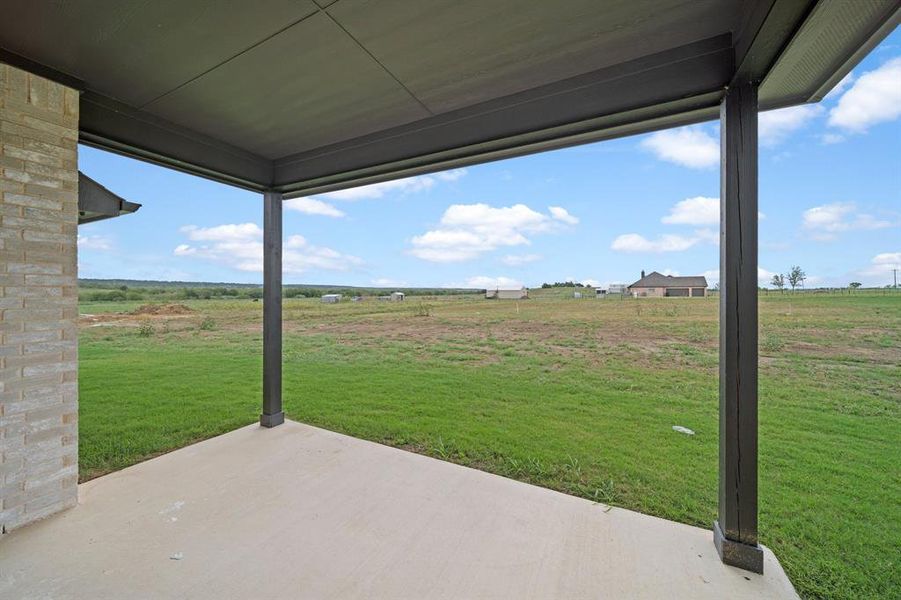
{"left": 849, "top": 282, "right": 862, "bottom": 290}
{"left": 771, "top": 274, "right": 785, "bottom": 293}
{"left": 787, "top": 266, "right": 806, "bottom": 292}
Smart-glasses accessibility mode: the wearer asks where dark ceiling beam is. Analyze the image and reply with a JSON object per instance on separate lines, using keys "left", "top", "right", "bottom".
{"left": 279, "top": 96, "right": 722, "bottom": 199}
{"left": 731, "top": 0, "right": 817, "bottom": 86}
{"left": 79, "top": 92, "right": 272, "bottom": 192}
{"left": 0, "top": 47, "right": 85, "bottom": 91}
{"left": 274, "top": 35, "right": 733, "bottom": 195}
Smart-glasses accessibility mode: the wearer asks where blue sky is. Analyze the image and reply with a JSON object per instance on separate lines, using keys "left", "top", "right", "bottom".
{"left": 78, "top": 32, "right": 901, "bottom": 289}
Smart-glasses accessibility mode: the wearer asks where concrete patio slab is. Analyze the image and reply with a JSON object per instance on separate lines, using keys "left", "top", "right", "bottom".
{"left": 0, "top": 421, "right": 798, "bottom": 599}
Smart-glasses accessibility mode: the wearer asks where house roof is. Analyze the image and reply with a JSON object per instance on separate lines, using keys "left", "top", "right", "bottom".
{"left": 629, "top": 272, "right": 708, "bottom": 289}
{"left": 2, "top": 1, "right": 897, "bottom": 196}
{"left": 77, "top": 172, "right": 141, "bottom": 225}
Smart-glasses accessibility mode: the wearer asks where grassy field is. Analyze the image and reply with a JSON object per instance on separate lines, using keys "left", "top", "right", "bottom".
{"left": 77, "top": 290, "right": 900, "bottom": 599}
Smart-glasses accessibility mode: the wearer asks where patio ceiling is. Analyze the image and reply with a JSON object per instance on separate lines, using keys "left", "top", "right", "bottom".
{"left": 1, "top": 1, "right": 897, "bottom": 196}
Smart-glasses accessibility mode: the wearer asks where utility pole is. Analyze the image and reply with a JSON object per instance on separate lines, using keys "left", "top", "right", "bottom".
{"left": 893, "top": 267, "right": 898, "bottom": 290}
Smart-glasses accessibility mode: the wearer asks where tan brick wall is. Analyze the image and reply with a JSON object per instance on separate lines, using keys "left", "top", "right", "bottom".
{"left": 0, "top": 64, "right": 79, "bottom": 532}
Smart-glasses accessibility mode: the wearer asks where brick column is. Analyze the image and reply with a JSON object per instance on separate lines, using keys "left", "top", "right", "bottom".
{"left": 0, "top": 64, "right": 80, "bottom": 532}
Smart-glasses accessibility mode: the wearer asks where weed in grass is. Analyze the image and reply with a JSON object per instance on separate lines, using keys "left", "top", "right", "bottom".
{"left": 527, "top": 456, "right": 546, "bottom": 477}
{"left": 431, "top": 436, "right": 453, "bottom": 460}
{"left": 505, "top": 457, "right": 523, "bottom": 476}
{"left": 199, "top": 316, "right": 216, "bottom": 331}
{"left": 565, "top": 455, "right": 583, "bottom": 480}
{"left": 137, "top": 321, "right": 154, "bottom": 337}
{"left": 590, "top": 480, "right": 619, "bottom": 506}
{"left": 413, "top": 302, "right": 432, "bottom": 317}
{"left": 687, "top": 326, "right": 707, "bottom": 344}
{"left": 762, "top": 332, "right": 786, "bottom": 353}
{"left": 875, "top": 335, "right": 894, "bottom": 348}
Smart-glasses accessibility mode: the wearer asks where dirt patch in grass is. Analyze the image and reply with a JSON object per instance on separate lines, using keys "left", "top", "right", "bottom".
{"left": 131, "top": 303, "right": 195, "bottom": 316}
{"left": 80, "top": 304, "right": 199, "bottom": 329}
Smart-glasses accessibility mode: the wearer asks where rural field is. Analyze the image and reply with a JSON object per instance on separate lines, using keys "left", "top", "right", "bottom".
{"left": 77, "top": 289, "right": 900, "bottom": 600}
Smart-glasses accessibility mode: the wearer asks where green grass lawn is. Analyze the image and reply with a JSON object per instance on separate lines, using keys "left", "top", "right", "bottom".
{"left": 78, "top": 292, "right": 900, "bottom": 599}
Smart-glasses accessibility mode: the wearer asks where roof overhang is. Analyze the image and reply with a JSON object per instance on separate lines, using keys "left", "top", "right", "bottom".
{"left": 2, "top": 1, "right": 898, "bottom": 197}
{"left": 77, "top": 172, "right": 141, "bottom": 225}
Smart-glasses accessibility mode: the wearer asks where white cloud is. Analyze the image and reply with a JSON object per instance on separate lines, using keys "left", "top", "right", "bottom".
{"left": 828, "top": 57, "right": 901, "bottom": 132}
{"left": 580, "top": 278, "right": 603, "bottom": 288}
{"left": 662, "top": 196, "right": 719, "bottom": 225}
{"left": 548, "top": 206, "right": 579, "bottom": 225}
{"left": 465, "top": 275, "right": 524, "bottom": 289}
{"left": 174, "top": 223, "right": 362, "bottom": 274}
{"left": 821, "top": 133, "right": 845, "bottom": 144}
{"left": 318, "top": 169, "right": 467, "bottom": 201}
{"left": 611, "top": 233, "right": 702, "bottom": 253}
{"left": 434, "top": 169, "right": 467, "bottom": 182}
{"left": 371, "top": 277, "right": 408, "bottom": 287}
{"left": 641, "top": 126, "right": 719, "bottom": 169}
{"left": 702, "top": 268, "right": 720, "bottom": 284}
{"left": 644, "top": 105, "right": 826, "bottom": 167}
{"left": 410, "top": 203, "right": 576, "bottom": 263}
{"left": 802, "top": 202, "right": 894, "bottom": 241}
{"left": 757, "top": 267, "right": 778, "bottom": 285}
{"left": 858, "top": 252, "right": 901, "bottom": 281}
{"left": 501, "top": 254, "right": 542, "bottom": 266}
{"left": 873, "top": 252, "right": 901, "bottom": 265}
{"left": 758, "top": 105, "right": 823, "bottom": 146}
{"left": 824, "top": 71, "right": 856, "bottom": 100}
{"left": 284, "top": 197, "right": 345, "bottom": 218}
{"left": 180, "top": 223, "right": 260, "bottom": 242}
{"left": 660, "top": 196, "right": 765, "bottom": 225}
{"left": 612, "top": 225, "right": 718, "bottom": 253}
{"left": 77, "top": 234, "right": 112, "bottom": 251}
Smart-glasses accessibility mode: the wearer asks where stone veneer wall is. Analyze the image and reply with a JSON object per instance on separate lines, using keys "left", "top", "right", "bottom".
{"left": 0, "top": 63, "right": 79, "bottom": 532}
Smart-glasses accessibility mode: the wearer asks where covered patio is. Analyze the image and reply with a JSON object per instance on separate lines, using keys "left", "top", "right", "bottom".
{"left": 0, "top": 420, "right": 798, "bottom": 599}
{"left": 1, "top": 0, "right": 898, "bottom": 597}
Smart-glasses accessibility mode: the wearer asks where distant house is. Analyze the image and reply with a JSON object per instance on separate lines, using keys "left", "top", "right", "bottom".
{"left": 486, "top": 287, "right": 529, "bottom": 300}
{"left": 628, "top": 271, "right": 708, "bottom": 297}
{"left": 321, "top": 294, "right": 342, "bottom": 303}
{"left": 607, "top": 284, "right": 627, "bottom": 295}
{"left": 390, "top": 292, "right": 405, "bottom": 301}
